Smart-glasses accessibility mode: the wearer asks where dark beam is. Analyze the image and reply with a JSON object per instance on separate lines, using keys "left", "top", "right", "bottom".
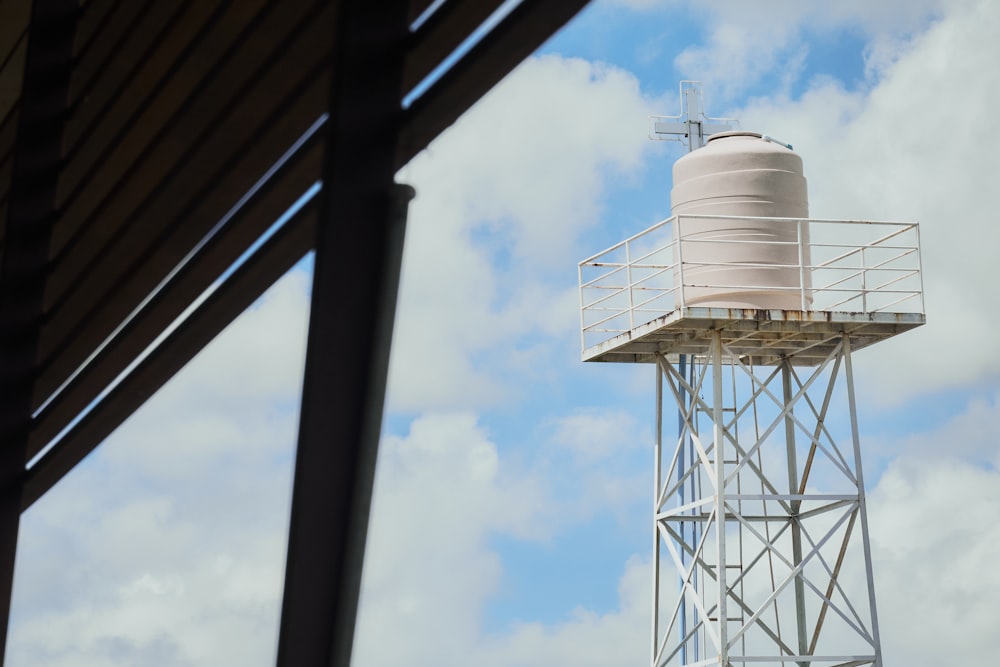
{"left": 402, "top": 0, "right": 506, "bottom": 94}
{"left": 275, "top": 0, "right": 412, "bottom": 664}
{"left": 21, "top": 200, "right": 318, "bottom": 509}
{"left": 0, "top": 0, "right": 77, "bottom": 658}
{"left": 397, "top": 0, "right": 591, "bottom": 167}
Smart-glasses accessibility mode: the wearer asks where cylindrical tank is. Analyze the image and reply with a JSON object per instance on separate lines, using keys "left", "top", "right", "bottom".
{"left": 670, "top": 131, "right": 809, "bottom": 310}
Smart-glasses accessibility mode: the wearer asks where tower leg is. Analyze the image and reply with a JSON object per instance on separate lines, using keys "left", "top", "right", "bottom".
{"left": 712, "top": 331, "right": 729, "bottom": 666}
{"left": 652, "top": 336, "right": 882, "bottom": 667}
{"left": 842, "top": 334, "right": 883, "bottom": 667}
{"left": 782, "top": 360, "right": 808, "bottom": 667}
{"left": 653, "top": 364, "right": 663, "bottom": 667}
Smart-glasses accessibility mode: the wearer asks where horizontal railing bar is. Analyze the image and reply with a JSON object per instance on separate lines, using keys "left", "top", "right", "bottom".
{"left": 578, "top": 217, "right": 673, "bottom": 265}
{"left": 580, "top": 263, "right": 628, "bottom": 287}
{"left": 578, "top": 216, "right": 923, "bottom": 351}
{"left": 582, "top": 310, "right": 631, "bottom": 332}
{"left": 868, "top": 270, "right": 919, "bottom": 292}
{"left": 871, "top": 292, "right": 920, "bottom": 312}
{"left": 815, "top": 268, "right": 865, "bottom": 291}
{"left": 630, "top": 242, "right": 677, "bottom": 265}
{"left": 632, "top": 291, "right": 676, "bottom": 311}
{"left": 581, "top": 287, "right": 630, "bottom": 311}
{"left": 811, "top": 242, "right": 916, "bottom": 252}
{"left": 822, "top": 294, "right": 864, "bottom": 311}
{"left": 679, "top": 213, "right": 916, "bottom": 226}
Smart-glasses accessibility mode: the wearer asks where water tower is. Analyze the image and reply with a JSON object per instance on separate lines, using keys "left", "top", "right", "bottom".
{"left": 578, "top": 83, "right": 924, "bottom": 667}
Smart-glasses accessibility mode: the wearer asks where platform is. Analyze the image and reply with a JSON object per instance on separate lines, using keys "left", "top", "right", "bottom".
{"left": 581, "top": 306, "right": 925, "bottom": 365}
{"left": 579, "top": 215, "right": 925, "bottom": 366}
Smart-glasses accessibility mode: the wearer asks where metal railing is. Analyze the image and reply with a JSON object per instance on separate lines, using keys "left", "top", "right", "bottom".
{"left": 579, "top": 215, "right": 924, "bottom": 352}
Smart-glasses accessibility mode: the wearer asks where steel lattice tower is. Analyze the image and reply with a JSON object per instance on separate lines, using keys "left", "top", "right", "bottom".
{"left": 579, "top": 84, "right": 924, "bottom": 667}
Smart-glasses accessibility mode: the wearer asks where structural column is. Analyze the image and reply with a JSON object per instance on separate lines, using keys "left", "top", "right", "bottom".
{"left": 0, "top": 1, "right": 77, "bottom": 659}
{"left": 782, "top": 358, "right": 809, "bottom": 665}
{"left": 842, "top": 334, "right": 883, "bottom": 667}
{"left": 711, "top": 330, "right": 728, "bottom": 665}
{"left": 275, "top": 1, "right": 412, "bottom": 666}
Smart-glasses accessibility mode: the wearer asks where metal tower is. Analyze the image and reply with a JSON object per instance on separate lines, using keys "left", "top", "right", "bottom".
{"left": 578, "top": 84, "right": 924, "bottom": 667}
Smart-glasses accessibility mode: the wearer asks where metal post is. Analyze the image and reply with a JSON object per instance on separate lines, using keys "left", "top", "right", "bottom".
{"left": 652, "top": 359, "right": 663, "bottom": 667}
{"left": 712, "top": 330, "right": 728, "bottom": 665}
{"left": 676, "top": 352, "right": 688, "bottom": 664}
{"left": 275, "top": 1, "right": 412, "bottom": 665}
{"left": 626, "top": 240, "right": 635, "bottom": 331}
{"left": 782, "top": 359, "right": 808, "bottom": 666}
{"left": 0, "top": 1, "right": 77, "bottom": 660}
{"left": 860, "top": 247, "right": 868, "bottom": 313}
{"left": 797, "top": 220, "right": 806, "bottom": 311}
{"left": 675, "top": 217, "right": 686, "bottom": 308}
{"left": 842, "top": 334, "right": 883, "bottom": 666}
{"left": 683, "top": 86, "right": 701, "bottom": 153}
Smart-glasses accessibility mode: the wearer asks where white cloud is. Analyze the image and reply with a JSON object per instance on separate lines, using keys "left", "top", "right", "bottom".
{"left": 478, "top": 555, "right": 649, "bottom": 667}
{"left": 607, "top": 0, "right": 950, "bottom": 34}
{"left": 673, "top": 16, "right": 805, "bottom": 103}
{"left": 735, "top": 0, "right": 1000, "bottom": 402}
{"left": 8, "top": 270, "right": 308, "bottom": 667}
{"left": 866, "top": 390, "right": 1000, "bottom": 469}
{"left": 354, "top": 411, "right": 650, "bottom": 667}
{"left": 547, "top": 408, "right": 643, "bottom": 464}
{"left": 610, "top": 0, "right": 952, "bottom": 104}
{"left": 353, "top": 413, "right": 545, "bottom": 666}
{"left": 388, "top": 54, "right": 659, "bottom": 412}
{"left": 869, "top": 454, "right": 1000, "bottom": 666}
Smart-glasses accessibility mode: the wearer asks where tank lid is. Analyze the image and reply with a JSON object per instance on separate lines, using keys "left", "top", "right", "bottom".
{"left": 706, "top": 130, "right": 762, "bottom": 142}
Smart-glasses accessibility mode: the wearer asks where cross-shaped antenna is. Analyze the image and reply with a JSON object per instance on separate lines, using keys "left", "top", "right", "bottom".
{"left": 649, "top": 81, "right": 738, "bottom": 152}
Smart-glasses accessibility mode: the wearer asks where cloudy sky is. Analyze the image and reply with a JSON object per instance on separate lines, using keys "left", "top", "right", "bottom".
{"left": 8, "top": 1, "right": 1000, "bottom": 665}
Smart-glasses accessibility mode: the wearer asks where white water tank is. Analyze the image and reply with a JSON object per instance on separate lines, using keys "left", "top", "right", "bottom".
{"left": 670, "top": 131, "right": 809, "bottom": 309}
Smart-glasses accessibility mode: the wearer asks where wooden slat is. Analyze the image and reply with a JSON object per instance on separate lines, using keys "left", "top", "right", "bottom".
{"left": 398, "top": 0, "right": 590, "bottom": 168}
{"left": 12, "top": 0, "right": 598, "bottom": 504}
{"left": 44, "top": 0, "right": 322, "bottom": 308}
{"left": 0, "top": 0, "right": 31, "bottom": 73}
{"left": 0, "top": 104, "right": 19, "bottom": 240}
{"left": 28, "top": 132, "right": 325, "bottom": 457}
{"left": 0, "top": 0, "right": 29, "bottom": 281}
{"left": 23, "top": 201, "right": 318, "bottom": 509}
{"left": 408, "top": 0, "right": 439, "bottom": 24}
{"left": 71, "top": 0, "right": 123, "bottom": 66}
{"left": 402, "top": 0, "right": 506, "bottom": 94}
{"left": 35, "top": 2, "right": 333, "bottom": 408}
{"left": 66, "top": 0, "right": 191, "bottom": 156}
{"left": 66, "top": 0, "right": 146, "bottom": 106}
{"left": 55, "top": 0, "right": 249, "bottom": 210}
{"left": 0, "top": 104, "right": 18, "bottom": 167}
{"left": 61, "top": 1, "right": 202, "bottom": 157}
{"left": 0, "top": 28, "right": 27, "bottom": 140}
{"left": 0, "top": 152, "right": 11, "bottom": 214}
{"left": 0, "top": 1, "right": 30, "bottom": 40}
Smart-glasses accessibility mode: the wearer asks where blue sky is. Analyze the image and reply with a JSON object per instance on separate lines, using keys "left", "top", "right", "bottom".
{"left": 7, "top": 1, "right": 1000, "bottom": 665}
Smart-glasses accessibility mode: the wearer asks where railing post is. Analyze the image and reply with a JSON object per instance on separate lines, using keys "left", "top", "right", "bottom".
{"left": 860, "top": 245, "right": 867, "bottom": 313}
{"left": 578, "top": 262, "right": 586, "bottom": 352}
{"left": 626, "top": 239, "right": 635, "bottom": 331}
{"left": 798, "top": 218, "right": 806, "bottom": 311}
{"left": 914, "top": 223, "right": 925, "bottom": 314}
{"left": 674, "top": 216, "right": 685, "bottom": 309}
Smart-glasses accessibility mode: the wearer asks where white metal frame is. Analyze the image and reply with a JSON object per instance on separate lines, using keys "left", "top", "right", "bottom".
{"left": 650, "top": 336, "right": 882, "bottom": 667}
{"left": 578, "top": 216, "right": 924, "bottom": 355}
{"left": 591, "top": 82, "right": 914, "bottom": 666}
